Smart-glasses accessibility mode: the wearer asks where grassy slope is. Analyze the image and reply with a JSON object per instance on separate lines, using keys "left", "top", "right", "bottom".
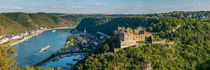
{"left": 0, "top": 13, "right": 85, "bottom": 35}
{"left": 0, "top": 14, "right": 26, "bottom": 35}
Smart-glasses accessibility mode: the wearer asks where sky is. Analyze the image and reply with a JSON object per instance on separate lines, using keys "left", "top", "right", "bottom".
{"left": 0, "top": 0, "right": 210, "bottom": 14}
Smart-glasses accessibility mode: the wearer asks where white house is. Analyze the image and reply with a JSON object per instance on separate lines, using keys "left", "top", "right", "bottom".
{"left": 40, "top": 27, "right": 44, "bottom": 30}
{"left": 11, "top": 35, "right": 21, "bottom": 40}
{"left": 22, "top": 31, "right": 29, "bottom": 36}
{"left": 35, "top": 30, "right": 40, "bottom": 33}
{"left": 30, "top": 30, "right": 35, "bottom": 34}
{"left": 0, "top": 37, "right": 9, "bottom": 44}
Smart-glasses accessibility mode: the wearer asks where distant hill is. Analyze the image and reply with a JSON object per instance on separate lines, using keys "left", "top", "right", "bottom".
{"left": 76, "top": 11, "right": 210, "bottom": 35}
{"left": 0, "top": 14, "right": 27, "bottom": 35}
{"left": 0, "top": 12, "right": 137, "bottom": 35}
{"left": 0, "top": 12, "right": 87, "bottom": 35}
{"left": 76, "top": 16, "right": 159, "bottom": 35}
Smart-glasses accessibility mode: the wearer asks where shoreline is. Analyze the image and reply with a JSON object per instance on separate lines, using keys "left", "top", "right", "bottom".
{"left": 10, "top": 29, "right": 48, "bottom": 46}
{"left": 34, "top": 31, "right": 92, "bottom": 68}
{"left": 11, "top": 26, "right": 75, "bottom": 46}
{"left": 34, "top": 51, "right": 89, "bottom": 66}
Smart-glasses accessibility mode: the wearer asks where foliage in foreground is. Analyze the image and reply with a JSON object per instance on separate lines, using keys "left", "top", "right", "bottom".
{"left": 0, "top": 44, "right": 18, "bottom": 70}
{"left": 0, "top": 44, "right": 51, "bottom": 70}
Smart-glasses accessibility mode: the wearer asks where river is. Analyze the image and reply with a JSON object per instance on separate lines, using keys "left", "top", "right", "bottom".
{"left": 13, "top": 29, "right": 82, "bottom": 68}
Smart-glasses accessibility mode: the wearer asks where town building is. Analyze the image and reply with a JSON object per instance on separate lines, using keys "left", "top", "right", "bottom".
{"left": 0, "top": 36, "right": 3, "bottom": 39}
{"left": 10, "top": 35, "right": 22, "bottom": 40}
{"left": 30, "top": 30, "right": 36, "bottom": 34}
{"left": 0, "top": 37, "right": 9, "bottom": 44}
{"left": 114, "top": 27, "right": 152, "bottom": 48}
{"left": 21, "top": 31, "right": 29, "bottom": 36}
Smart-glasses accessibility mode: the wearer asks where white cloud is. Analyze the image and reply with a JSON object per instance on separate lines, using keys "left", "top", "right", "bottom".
{"left": 134, "top": 4, "right": 141, "bottom": 8}
{"left": 29, "top": 8, "right": 34, "bottom": 10}
{"left": 13, "top": 6, "right": 23, "bottom": 10}
{"left": 198, "top": 3, "right": 202, "bottom": 6}
{"left": 71, "top": 3, "right": 83, "bottom": 9}
{"left": 132, "top": 4, "right": 141, "bottom": 10}
{"left": 41, "top": 8, "right": 48, "bottom": 12}
{"left": 0, "top": 6, "right": 23, "bottom": 10}
{"left": 72, "top": 5, "right": 83, "bottom": 9}
{"left": 52, "top": 6, "right": 57, "bottom": 8}
{"left": 117, "top": 4, "right": 143, "bottom": 14}
{"left": 0, "top": 6, "right": 7, "bottom": 9}
{"left": 91, "top": 3, "right": 107, "bottom": 7}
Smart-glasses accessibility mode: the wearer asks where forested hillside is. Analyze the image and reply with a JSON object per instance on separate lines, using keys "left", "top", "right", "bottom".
{"left": 1, "top": 11, "right": 210, "bottom": 70}
{"left": 76, "top": 17, "right": 158, "bottom": 35}
{"left": 0, "top": 14, "right": 27, "bottom": 34}
{"left": 74, "top": 16, "right": 210, "bottom": 70}
{"left": 0, "top": 12, "right": 86, "bottom": 35}
{"left": 76, "top": 11, "right": 210, "bottom": 36}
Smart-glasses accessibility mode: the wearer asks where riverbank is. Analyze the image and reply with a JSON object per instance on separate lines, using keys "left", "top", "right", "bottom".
{"left": 53, "top": 26, "right": 75, "bottom": 29}
{"left": 34, "top": 35, "right": 90, "bottom": 67}
{"left": 34, "top": 30, "right": 95, "bottom": 68}
{"left": 10, "top": 26, "right": 75, "bottom": 46}
{"left": 34, "top": 51, "right": 89, "bottom": 66}
{"left": 33, "top": 29, "right": 108, "bottom": 69}
{"left": 11, "top": 29, "right": 47, "bottom": 46}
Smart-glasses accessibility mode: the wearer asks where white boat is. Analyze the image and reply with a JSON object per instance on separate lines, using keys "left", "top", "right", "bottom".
{"left": 39, "top": 45, "right": 50, "bottom": 53}
{"left": 52, "top": 30, "right": 56, "bottom": 32}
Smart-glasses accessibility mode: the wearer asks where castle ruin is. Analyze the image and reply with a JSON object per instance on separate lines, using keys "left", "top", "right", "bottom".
{"left": 114, "top": 27, "right": 152, "bottom": 48}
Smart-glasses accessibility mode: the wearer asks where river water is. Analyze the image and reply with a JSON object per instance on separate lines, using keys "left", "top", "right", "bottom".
{"left": 13, "top": 29, "right": 81, "bottom": 68}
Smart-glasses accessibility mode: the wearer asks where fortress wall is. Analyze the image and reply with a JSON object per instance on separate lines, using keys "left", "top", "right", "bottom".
{"left": 114, "top": 27, "right": 152, "bottom": 48}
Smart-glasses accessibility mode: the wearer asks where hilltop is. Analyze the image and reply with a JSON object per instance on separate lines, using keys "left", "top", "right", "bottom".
{"left": 74, "top": 11, "right": 210, "bottom": 70}
{"left": 0, "top": 12, "right": 87, "bottom": 35}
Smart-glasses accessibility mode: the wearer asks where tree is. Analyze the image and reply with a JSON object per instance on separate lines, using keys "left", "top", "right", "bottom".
{"left": 103, "top": 43, "right": 110, "bottom": 53}
{"left": 0, "top": 44, "right": 18, "bottom": 70}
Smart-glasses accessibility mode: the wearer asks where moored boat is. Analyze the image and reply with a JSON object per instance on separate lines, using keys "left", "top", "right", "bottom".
{"left": 52, "top": 30, "right": 56, "bottom": 32}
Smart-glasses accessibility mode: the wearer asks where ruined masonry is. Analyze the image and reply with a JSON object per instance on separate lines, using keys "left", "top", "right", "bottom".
{"left": 114, "top": 27, "right": 152, "bottom": 48}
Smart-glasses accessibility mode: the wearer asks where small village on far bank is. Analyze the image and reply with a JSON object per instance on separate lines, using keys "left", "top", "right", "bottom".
{"left": 0, "top": 27, "right": 48, "bottom": 45}
{"left": 63, "top": 26, "right": 176, "bottom": 53}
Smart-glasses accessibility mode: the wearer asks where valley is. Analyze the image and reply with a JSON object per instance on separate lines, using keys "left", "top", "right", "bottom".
{"left": 0, "top": 11, "right": 210, "bottom": 70}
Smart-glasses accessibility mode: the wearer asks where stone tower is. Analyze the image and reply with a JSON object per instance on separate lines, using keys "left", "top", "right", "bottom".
{"left": 114, "top": 27, "right": 152, "bottom": 48}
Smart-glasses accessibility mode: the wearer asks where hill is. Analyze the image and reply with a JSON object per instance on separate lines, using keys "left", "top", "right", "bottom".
{"left": 0, "top": 12, "right": 87, "bottom": 35}
{"left": 74, "top": 13, "right": 210, "bottom": 70}
{"left": 0, "top": 14, "right": 27, "bottom": 35}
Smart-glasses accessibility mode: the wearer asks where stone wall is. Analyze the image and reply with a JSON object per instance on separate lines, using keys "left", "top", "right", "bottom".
{"left": 114, "top": 27, "right": 152, "bottom": 48}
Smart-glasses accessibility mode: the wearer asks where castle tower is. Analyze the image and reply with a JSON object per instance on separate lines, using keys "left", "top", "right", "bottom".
{"left": 143, "top": 30, "right": 146, "bottom": 34}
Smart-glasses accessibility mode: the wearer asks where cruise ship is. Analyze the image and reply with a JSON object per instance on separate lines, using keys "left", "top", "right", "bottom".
{"left": 39, "top": 45, "right": 50, "bottom": 53}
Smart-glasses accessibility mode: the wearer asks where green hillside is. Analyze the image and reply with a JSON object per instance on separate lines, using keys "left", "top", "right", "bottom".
{"left": 74, "top": 15, "right": 210, "bottom": 70}
{"left": 0, "top": 12, "right": 86, "bottom": 35}
{"left": 0, "top": 12, "right": 136, "bottom": 35}
{"left": 0, "top": 14, "right": 27, "bottom": 35}
{"left": 76, "top": 16, "right": 159, "bottom": 35}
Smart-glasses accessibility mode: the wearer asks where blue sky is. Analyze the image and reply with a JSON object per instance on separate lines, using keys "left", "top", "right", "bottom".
{"left": 0, "top": 0, "right": 210, "bottom": 14}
